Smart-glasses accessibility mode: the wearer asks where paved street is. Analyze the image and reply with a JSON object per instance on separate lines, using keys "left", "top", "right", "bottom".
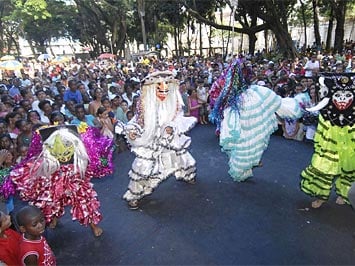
{"left": 17, "top": 124, "right": 355, "bottom": 265}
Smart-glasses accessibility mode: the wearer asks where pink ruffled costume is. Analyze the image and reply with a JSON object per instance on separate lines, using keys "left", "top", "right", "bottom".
{"left": 10, "top": 127, "right": 102, "bottom": 226}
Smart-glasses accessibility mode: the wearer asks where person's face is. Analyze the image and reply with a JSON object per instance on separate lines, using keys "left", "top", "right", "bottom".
{"left": 20, "top": 212, "right": 46, "bottom": 240}
{"left": 102, "top": 100, "right": 111, "bottom": 109}
{"left": 17, "top": 107, "right": 26, "bottom": 119}
{"left": 19, "top": 121, "right": 31, "bottom": 132}
{"left": 76, "top": 107, "right": 86, "bottom": 120}
{"left": 4, "top": 152, "right": 13, "bottom": 164}
{"left": 37, "top": 91, "right": 46, "bottom": 101}
{"left": 78, "top": 85, "right": 85, "bottom": 92}
{"left": 11, "top": 114, "right": 21, "bottom": 124}
{"left": 21, "top": 100, "right": 32, "bottom": 111}
{"left": 127, "top": 112, "right": 134, "bottom": 120}
{"left": 20, "top": 146, "right": 28, "bottom": 157}
{"left": 55, "top": 97, "right": 63, "bottom": 106}
{"left": 295, "top": 86, "right": 303, "bottom": 94}
{"left": 52, "top": 115, "right": 65, "bottom": 125}
{"left": 0, "top": 123, "right": 8, "bottom": 135}
{"left": 99, "top": 110, "right": 108, "bottom": 119}
{"left": 121, "top": 102, "right": 128, "bottom": 111}
{"left": 111, "top": 97, "right": 121, "bottom": 107}
{"left": 66, "top": 101, "right": 75, "bottom": 112}
{"left": 42, "top": 103, "right": 52, "bottom": 115}
{"left": 95, "top": 89, "right": 103, "bottom": 98}
{"left": 0, "top": 137, "right": 11, "bottom": 149}
{"left": 0, "top": 212, "right": 12, "bottom": 232}
{"left": 28, "top": 111, "right": 40, "bottom": 122}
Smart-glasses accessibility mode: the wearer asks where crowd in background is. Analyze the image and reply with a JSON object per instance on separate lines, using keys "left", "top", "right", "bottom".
{"left": 0, "top": 44, "right": 354, "bottom": 168}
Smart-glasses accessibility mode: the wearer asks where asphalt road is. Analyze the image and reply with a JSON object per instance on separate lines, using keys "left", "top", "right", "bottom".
{"left": 15, "top": 123, "right": 355, "bottom": 265}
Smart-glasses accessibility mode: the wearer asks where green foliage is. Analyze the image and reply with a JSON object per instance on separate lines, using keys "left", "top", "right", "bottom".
{"left": 12, "top": 0, "right": 51, "bottom": 20}
{"left": 289, "top": 0, "right": 313, "bottom": 27}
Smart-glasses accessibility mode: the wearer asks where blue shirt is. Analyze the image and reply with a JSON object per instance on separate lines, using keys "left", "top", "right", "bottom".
{"left": 70, "top": 114, "right": 96, "bottom": 127}
{"left": 63, "top": 89, "right": 83, "bottom": 104}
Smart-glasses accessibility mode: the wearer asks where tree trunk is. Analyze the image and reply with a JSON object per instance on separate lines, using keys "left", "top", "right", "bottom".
{"left": 269, "top": 21, "right": 298, "bottom": 59}
{"left": 199, "top": 22, "right": 202, "bottom": 56}
{"left": 300, "top": 0, "right": 307, "bottom": 50}
{"left": 187, "top": 17, "right": 191, "bottom": 57}
{"left": 208, "top": 25, "right": 212, "bottom": 57}
{"left": 264, "top": 30, "right": 268, "bottom": 54}
{"left": 248, "top": 33, "right": 257, "bottom": 55}
{"left": 333, "top": 0, "right": 346, "bottom": 53}
{"left": 137, "top": 0, "right": 147, "bottom": 51}
{"left": 312, "top": 0, "right": 321, "bottom": 47}
{"left": 326, "top": 7, "right": 333, "bottom": 51}
{"left": 174, "top": 27, "right": 178, "bottom": 58}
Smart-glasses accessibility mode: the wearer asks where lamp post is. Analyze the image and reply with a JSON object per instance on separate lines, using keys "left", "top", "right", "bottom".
{"left": 230, "top": 0, "right": 238, "bottom": 56}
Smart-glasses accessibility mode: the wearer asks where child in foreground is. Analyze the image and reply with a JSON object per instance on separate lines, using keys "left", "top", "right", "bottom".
{"left": 17, "top": 205, "right": 56, "bottom": 266}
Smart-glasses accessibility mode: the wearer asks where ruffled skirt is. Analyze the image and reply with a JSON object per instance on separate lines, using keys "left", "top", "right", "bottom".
{"left": 220, "top": 86, "right": 282, "bottom": 181}
{"left": 10, "top": 161, "right": 102, "bottom": 225}
{"left": 123, "top": 148, "right": 196, "bottom": 201}
{"left": 301, "top": 116, "right": 355, "bottom": 202}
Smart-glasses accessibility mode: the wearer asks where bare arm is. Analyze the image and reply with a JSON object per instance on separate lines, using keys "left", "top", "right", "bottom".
{"left": 23, "top": 254, "right": 39, "bottom": 266}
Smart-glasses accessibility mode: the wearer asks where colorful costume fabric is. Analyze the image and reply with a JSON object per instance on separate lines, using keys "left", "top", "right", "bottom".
{"left": 0, "top": 168, "right": 16, "bottom": 213}
{"left": 122, "top": 71, "right": 197, "bottom": 202}
{"left": 77, "top": 124, "right": 114, "bottom": 178}
{"left": 10, "top": 126, "right": 102, "bottom": 226}
{"left": 301, "top": 73, "right": 355, "bottom": 203}
{"left": 20, "top": 124, "right": 114, "bottom": 179}
{"left": 209, "top": 59, "right": 302, "bottom": 181}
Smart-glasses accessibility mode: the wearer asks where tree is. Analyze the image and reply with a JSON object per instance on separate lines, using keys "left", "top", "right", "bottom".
{"left": 312, "top": 0, "right": 321, "bottom": 48}
{"left": 330, "top": 0, "right": 347, "bottom": 53}
{"left": 74, "top": 0, "right": 131, "bottom": 56}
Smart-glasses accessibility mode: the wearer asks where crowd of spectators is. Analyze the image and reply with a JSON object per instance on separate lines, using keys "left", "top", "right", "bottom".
{"left": 0, "top": 46, "right": 354, "bottom": 168}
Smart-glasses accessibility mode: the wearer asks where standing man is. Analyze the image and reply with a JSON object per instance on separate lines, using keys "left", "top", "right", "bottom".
{"left": 304, "top": 54, "right": 320, "bottom": 80}
{"left": 179, "top": 80, "right": 190, "bottom": 116}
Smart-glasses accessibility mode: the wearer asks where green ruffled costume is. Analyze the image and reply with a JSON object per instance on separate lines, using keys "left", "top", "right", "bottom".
{"left": 301, "top": 116, "right": 355, "bottom": 202}
{"left": 300, "top": 73, "right": 355, "bottom": 203}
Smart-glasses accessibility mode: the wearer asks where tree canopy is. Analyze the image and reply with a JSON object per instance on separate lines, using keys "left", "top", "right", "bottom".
{"left": 0, "top": 0, "right": 354, "bottom": 59}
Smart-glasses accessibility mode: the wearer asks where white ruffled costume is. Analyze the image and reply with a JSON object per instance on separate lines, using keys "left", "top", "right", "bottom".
{"left": 219, "top": 85, "right": 302, "bottom": 181}
{"left": 209, "top": 59, "right": 303, "bottom": 182}
{"left": 122, "top": 71, "right": 197, "bottom": 202}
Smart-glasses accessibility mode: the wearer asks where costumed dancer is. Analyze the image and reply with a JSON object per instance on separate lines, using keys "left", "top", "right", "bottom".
{"left": 120, "top": 71, "right": 197, "bottom": 209}
{"left": 10, "top": 125, "right": 103, "bottom": 237}
{"left": 25, "top": 111, "right": 114, "bottom": 179}
{"left": 209, "top": 59, "right": 302, "bottom": 182}
{"left": 300, "top": 73, "right": 355, "bottom": 208}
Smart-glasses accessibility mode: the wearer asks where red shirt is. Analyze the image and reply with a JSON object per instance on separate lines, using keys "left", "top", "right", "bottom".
{"left": 0, "top": 228, "right": 21, "bottom": 265}
{"left": 19, "top": 235, "right": 56, "bottom": 266}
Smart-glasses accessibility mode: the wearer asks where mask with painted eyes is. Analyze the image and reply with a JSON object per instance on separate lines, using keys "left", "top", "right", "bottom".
{"left": 319, "top": 74, "right": 355, "bottom": 127}
{"left": 156, "top": 82, "right": 169, "bottom": 101}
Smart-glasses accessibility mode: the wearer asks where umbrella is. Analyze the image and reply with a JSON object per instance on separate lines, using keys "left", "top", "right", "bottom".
{"left": 0, "top": 60, "right": 23, "bottom": 70}
{"left": 98, "top": 53, "right": 115, "bottom": 59}
{"left": 52, "top": 55, "right": 71, "bottom": 64}
{"left": 38, "top": 53, "right": 52, "bottom": 61}
{"left": 0, "top": 55, "right": 16, "bottom": 61}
